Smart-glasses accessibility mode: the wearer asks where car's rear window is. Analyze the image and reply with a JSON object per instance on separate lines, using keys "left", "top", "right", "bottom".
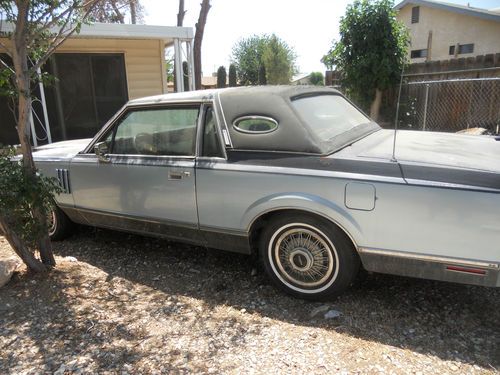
{"left": 291, "top": 94, "right": 371, "bottom": 145}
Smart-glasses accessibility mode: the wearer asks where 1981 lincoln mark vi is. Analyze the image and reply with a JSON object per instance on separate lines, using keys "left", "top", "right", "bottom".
{"left": 33, "top": 86, "right": 500, "bottom": 299}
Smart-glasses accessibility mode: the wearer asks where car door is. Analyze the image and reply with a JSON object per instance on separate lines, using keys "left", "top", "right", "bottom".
{"left": 70, "top": 104, "right": 202, "bottom": 242}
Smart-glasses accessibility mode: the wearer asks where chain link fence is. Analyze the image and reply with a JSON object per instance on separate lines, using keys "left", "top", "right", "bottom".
{"left": 396, "top": 78, "right": 500, "bottom": 134}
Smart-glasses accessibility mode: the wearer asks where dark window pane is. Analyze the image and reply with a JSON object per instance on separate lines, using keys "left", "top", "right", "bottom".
{"left": 91, "top": 55, "right": 128, "bottom": 126}
{"left": 202, "top": 107, "right": 223, "bottom": 157}
{"left": 0, "top": 54, "right": 19, "bottom": 146}
{"left": 54, "top": 54, "right": 97, "bottom": 140}
{"left": 449, "top": 45, "right": 455, "bottom": 55}
{"left": 43, "top": 53, "right": 128, "bottom": 142}
{"left": 411, "top": 49, "right": 427, "bottom": 58}
{"left": 458, "top": 43, "right": 474, "bottom": 54}
{"left": 411, "top": 6, "right": 420, "bottom": 23}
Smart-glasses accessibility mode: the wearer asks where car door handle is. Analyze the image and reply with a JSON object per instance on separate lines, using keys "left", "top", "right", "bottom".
{"left": 168, "top": 171, "right": 190, "bottom": 180}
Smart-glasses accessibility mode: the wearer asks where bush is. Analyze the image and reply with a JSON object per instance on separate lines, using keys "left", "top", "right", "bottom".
{"left": 0, "top": 150, "right": 60, "bottom": 248}
{"left": 217, "top": 66, "right": 227, "bottom": 88}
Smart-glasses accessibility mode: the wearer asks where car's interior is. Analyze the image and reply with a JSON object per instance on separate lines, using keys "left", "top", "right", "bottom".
{"left": 112, "top": 126, "right": 196, "bottom": 156}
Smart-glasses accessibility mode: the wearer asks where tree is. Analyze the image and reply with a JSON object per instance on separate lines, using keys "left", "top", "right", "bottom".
{"left": 322, "top": 0, "right": 408, "bottom": 120}
{"left": 231, "top": 35, "right": 267, "bottom": 86}
{"left": 84, "top": 0, "right": 145, "bottom": 24}
{"left": 309, "top": 72, "right": 324, "bottom": 86}
{"left": 216, "top": 66, "right": 226, "bottom": 88}
{"left": 182, "top": 61, "right": 189, "bottom": 91}
{"left": 173, "top": 0, "right": 186, "bottom": 92}
{"left": 194, "top": 0, "right": 211, "bottom": 90}
{"left": 231, "top": 34, "right": 297, "bottom": 86}
{"left": 261, "top": 35, "right": 296, "bottom": 84}
{"left": 0, "top": 0, "right": 97, "bottom": 272}
{"left": 177, "top": 0, "right": 186, "bottom": 27}
{"left": 258, "top": 64, "right": 266, "bottom": 85}
{"left": 228, "top": 63, "right": 237, "bottom": 87}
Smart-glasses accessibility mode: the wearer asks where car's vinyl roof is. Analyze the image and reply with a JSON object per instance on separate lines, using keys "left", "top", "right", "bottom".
{"left": 127, "top": 86, "right": 376, "bottom": 155}
{"left": 128, "top": 85, "right": 342, "bottom": 105}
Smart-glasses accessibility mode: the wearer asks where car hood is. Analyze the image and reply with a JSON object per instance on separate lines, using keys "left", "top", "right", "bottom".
{"left": 348, "top": 129, "right": 500, "bottom": 174}
{"left": 33, "top": 138, "right": 92, "bottom": 159}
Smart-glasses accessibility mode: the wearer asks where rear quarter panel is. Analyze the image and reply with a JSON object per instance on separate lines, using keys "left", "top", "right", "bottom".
{"left": 196, "top": 161, "right": 500, "bottom": 264}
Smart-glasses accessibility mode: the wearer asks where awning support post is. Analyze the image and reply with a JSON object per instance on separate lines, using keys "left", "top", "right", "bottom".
{"left": 174, "top": 38, "right": 184, "bottom": 92}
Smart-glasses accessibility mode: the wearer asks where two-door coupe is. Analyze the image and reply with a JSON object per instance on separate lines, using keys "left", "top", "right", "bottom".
{"left": 34, "top": 86, "right": 500, "bottom": 299}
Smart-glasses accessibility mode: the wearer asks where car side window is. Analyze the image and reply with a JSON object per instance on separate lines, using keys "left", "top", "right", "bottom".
{"left": 201, "top": 107, "right": 224, "bottom": 158}
{"left": 109, "top": 106, "right": 199, "bottom": 156}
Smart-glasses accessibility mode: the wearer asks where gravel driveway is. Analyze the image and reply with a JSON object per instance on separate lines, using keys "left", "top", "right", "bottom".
{"left": 0, "top": 227, "right": 499, "bottom": 374}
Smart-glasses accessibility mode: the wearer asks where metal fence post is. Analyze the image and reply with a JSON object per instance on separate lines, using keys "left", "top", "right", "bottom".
{"left": 422, "top": 84, "right": 429, "bottom": 131}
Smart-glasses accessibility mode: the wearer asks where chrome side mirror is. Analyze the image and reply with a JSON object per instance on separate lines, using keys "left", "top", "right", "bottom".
{"left": 94, "top": 142, "right": 110, "bottom": 163}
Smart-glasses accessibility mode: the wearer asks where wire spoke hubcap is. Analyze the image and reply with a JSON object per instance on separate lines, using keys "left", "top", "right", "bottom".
{"left": 273, "top": 227, "right": 335, "bottom": 289}
{"left": 48, "top": 210, "right": 56, "bottom": 236}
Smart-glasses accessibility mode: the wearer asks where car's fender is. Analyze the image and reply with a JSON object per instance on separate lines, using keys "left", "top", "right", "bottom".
{"left": 242, "top": 192, "right": 363, "bottom": 248}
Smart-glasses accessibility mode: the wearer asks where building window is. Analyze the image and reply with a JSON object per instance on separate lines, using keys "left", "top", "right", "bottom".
{"left": 411, "top": 6, "right": 420, "bottom": 23}
{"left": 449, "top": 43, "right": 474, "bottom": 56}
{"left": 410, "top": 49, "right": 428, "bottom": 58}
{"left": 459, "top": 43, "right": 474, "bottom": 54}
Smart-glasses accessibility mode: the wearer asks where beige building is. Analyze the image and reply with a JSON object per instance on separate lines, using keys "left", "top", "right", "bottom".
{"left": 0, "top": 23, "right": 194, "bottom": 145}
{"left": 395, "top": 0, "right": 500, "bottom": 63}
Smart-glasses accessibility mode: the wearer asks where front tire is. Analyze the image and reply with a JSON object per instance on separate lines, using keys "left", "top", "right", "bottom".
{"left": 48, "top": 206, "right": 74, "bottom": 241}
{"left": 259, "top": 214, "right": 359, "bottom": 300}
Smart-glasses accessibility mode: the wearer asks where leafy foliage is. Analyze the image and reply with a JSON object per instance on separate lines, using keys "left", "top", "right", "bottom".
{"left": 216, "top": 66, "right": 226, "bottom": 88}
{"left": 261, "top": 35, "right": 296, "bottom": 85}
{"left": 228, "top": 63, "right": 237, "bottom": 87}
{"left": 0, "top": 150, "right": 61, "bottom": 247}
{"left": 322, "top": 0, "right": 408, "bottom": 106}
{"left": 309, "top": 72, "right": 324, "bottom": 86}
{"left": 231, "top": 34, "right": 297, "bottom": 85}
{"left": 0, "top": 0, "right": 99, "bottom": 271}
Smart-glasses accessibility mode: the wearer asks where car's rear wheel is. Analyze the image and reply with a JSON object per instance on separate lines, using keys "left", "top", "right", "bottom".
{"left": 48, "top": 206, "right": 74, "bottom": 241}
{"left": 259, "top": 213, "right": 359, "bottom": 300}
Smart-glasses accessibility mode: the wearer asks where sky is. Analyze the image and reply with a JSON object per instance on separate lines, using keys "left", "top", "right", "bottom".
{"left": 141, "top": 0, "right": 500, "bottom": 77}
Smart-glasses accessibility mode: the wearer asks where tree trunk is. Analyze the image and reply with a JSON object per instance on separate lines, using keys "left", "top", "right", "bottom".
{"left": 194, "top": 0, "right": 211, "bottom": 90}
{"left": 370, "top": 88, "right": 383, "bottom": 121}
{"left": 111, "top": 1, "right": 125, "bottom": 23}
{"left": 177, "top": 0, "right": 186, "bottom": 26}
{"left": 174, "top": 0, "right": 186, "bottom": 92}
{"left": 130, "top": 0, "right": 137, "bottom": 24}
{"left": 10, "top": 2, "right": 56, "bottom": 271}
{"left": 0, "top": 218, "right": 46, "bottom": 273}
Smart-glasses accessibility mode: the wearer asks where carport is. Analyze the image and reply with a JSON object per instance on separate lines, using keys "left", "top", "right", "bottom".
{"left": 0, "top": 22, "right": 195, "bottom": 146}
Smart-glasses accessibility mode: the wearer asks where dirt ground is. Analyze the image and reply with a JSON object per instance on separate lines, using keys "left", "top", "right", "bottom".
{"left": 0, "top": 226, "right": 499, "bottom": 374}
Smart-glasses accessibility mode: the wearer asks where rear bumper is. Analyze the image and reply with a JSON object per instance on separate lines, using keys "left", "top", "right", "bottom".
{"left": 358, "top": 248, "right": 500, "bottom": 287}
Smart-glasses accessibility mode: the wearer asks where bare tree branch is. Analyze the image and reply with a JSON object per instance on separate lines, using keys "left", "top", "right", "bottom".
{"left": 177, "top": 0, "right": 186, "bottom": 26}
{"left": 30, "top": 1, "right": 100, "bottom": 72}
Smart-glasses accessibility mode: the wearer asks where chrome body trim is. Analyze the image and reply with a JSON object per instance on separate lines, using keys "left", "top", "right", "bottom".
{"left": 215, "top": 92, "right": 233, "bottom": 147}
{"left": 233, "top": 115, "right": 279, "bottom": 134}
{"left": 358, "top": 247, "right": 500, "bottom": 270}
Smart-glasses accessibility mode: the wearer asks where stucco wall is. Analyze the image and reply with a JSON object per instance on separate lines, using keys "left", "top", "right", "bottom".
{"left": 0, "top": 37, "right": 166, "bottom": 99}
{"left": 397, "top": 5, "right": 500, "bottom": 62}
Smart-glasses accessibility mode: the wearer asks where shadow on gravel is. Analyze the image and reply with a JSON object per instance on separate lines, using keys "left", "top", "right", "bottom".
{"left": 47, "top": 227, "right": 499, "bottom": 371}
{"left": 0, "top": 265, "right": 148, "bottom": 373}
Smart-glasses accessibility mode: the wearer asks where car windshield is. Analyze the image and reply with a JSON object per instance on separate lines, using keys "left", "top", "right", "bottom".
{"left": 291, "top": 94, "right": 377, "bottom": 153}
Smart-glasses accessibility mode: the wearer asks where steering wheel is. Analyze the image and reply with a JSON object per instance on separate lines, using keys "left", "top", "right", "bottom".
{"left": 133, "top": 132, "right": 156, "bottom": 154}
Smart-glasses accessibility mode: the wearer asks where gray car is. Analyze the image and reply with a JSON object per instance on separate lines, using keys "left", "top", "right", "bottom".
{"left": 34, "top": 86, "right": 500, "bottom": 299}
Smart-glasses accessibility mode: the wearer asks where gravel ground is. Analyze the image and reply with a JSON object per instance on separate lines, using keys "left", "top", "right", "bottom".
{"left": 0, "top": 227, "right": 499, "bottom": 374}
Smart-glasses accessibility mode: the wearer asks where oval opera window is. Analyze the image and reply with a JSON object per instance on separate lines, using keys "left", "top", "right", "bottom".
{"left": 233, "top": 116, "right": 279, "bottom": 134}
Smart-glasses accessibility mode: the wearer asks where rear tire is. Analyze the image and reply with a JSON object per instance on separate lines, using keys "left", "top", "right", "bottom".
{"left": 48, "top": 206, "right": 74, "bottom": 241}
{"left": 259, "top": 213, "right": 359, "bottom": 300}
